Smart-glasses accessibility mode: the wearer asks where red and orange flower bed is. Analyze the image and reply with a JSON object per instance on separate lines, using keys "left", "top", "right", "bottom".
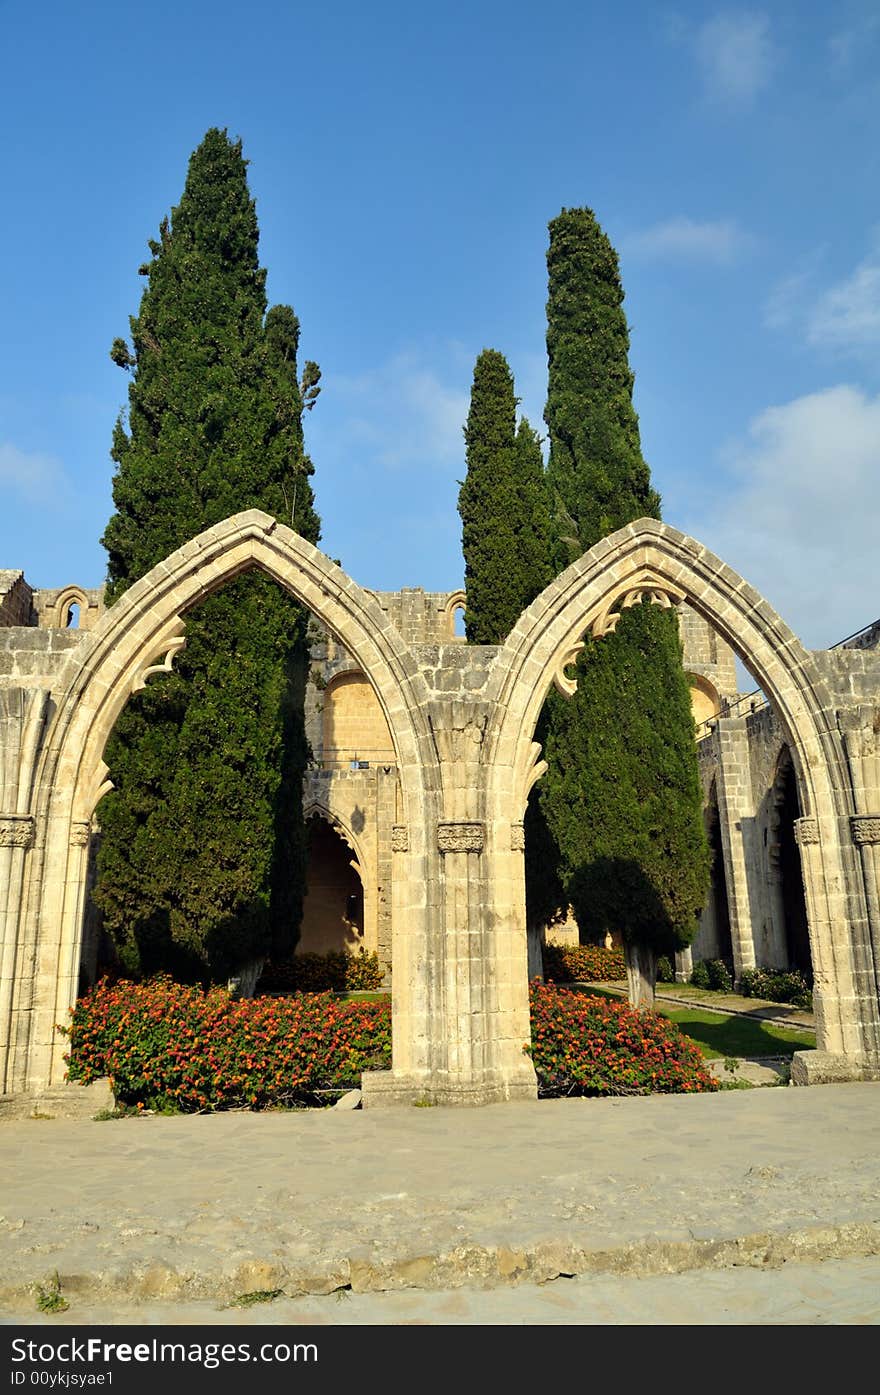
{"left": 61, "top": 974, "right": 715, "bottom": 1111}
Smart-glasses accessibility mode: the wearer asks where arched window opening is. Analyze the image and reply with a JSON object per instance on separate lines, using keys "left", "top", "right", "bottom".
{"left": 298, "top": 817, "right": 364, "bottom": 955}
{"left": 66, "top": 601, "right": 81, "bottom": 629}
{"left": 687, "top": 673, "right": 720, "bottom": 729}
{"left": 770, "top": 752, "right": 812, "bottom": 976}
{"left": 443, "top": 590, "right": 467, "bottom": 641}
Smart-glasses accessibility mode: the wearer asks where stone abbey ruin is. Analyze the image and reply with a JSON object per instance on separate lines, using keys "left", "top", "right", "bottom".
{"left": 1, "top": 510, "right": 880, "bottom": 1107}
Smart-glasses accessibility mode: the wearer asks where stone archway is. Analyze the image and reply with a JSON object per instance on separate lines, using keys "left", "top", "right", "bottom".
{"left": 3, "top": 512, "right": 879, "bottom": 1103}
{"left": 7, "top": 511, "right": 440, "bottom": 1092}
{"left": 486, "top": 518, "right": 880, "bottom": 1071}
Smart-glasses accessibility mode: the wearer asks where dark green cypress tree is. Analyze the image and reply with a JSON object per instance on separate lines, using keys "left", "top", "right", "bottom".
{"left": 94, "top": 128, "right": 321, "bottom": 984}
{"left": 513, "top": 417, "right": 555, "bottom": 608}
{"left": 458, "top": 353, "right": 555, "bottom": 644}
{"left": 540, "top": 207, "right": 710, "bottom": 1005}
{"left": 458, "top": 350, "right": 520, "bottom": 644}
{"left": 458, "top": 354, "right": 564, "bottom": 950}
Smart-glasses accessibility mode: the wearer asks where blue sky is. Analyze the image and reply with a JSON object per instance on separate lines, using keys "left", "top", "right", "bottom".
{"left": 1, "top": 1, "right": 878, "bottom": 650}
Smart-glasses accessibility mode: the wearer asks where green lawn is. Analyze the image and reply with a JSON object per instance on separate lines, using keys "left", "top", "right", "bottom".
{"left": 656, "top": 1006, "right": 814, "bottom": 1060}
{"left": 567, "top": 984, "right": 815, "bottom": 1059}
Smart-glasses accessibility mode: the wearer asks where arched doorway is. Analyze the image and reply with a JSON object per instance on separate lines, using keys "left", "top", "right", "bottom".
{"left": 299, "top": 815, "right": 365, "bottom": 955}
{"left": 769, "top": 749, "right": 811, "bottom": 976}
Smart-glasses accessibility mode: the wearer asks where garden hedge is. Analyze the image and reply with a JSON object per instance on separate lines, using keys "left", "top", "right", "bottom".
{"left": 60, "top": 975, "right": 391, "bottom": 1111}
{"left": 542, "top": 942, "right": 626, "bottom": 983}
{"left": 527, "top": 982, "right": 717, "bottom": 1095}
{"left": 61, "top": 975, "right": 717, "bottom": 1110}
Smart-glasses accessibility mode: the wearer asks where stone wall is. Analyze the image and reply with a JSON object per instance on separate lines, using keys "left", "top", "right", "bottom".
{"left": 0, "top": 629, "right": 84, "bottom": 687}
{"left": 0, "top": 573, "right": 33, "bottom": 627}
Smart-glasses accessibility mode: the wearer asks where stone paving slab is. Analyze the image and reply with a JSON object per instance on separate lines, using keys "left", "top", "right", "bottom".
{"left": 6, "top": 1255, "right": 879, "bottom": 1326}
{"left": 2, "top": 1084, "right": 879, "bottom": 1313}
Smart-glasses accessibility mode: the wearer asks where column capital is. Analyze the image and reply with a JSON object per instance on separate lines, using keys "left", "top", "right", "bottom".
{"left": 852, "top": 815, "right": 880, "bottom": 846}
{"left": 794, "top": 817, "right": 820, "bottom": 846}
{"left": 0, "top": 814, "right": 34, "bottom": 849}
{"left": 69, "top": 821, "right": 92, "bottom": 848}
{"left": 437, "top": 821, "right": 484, "bottom": 853}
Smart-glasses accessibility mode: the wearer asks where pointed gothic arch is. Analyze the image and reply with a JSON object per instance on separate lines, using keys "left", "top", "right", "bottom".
{"left": 10, "top": 511, "right": 439, "bottom": 1090}
{"left": 485, "top": 517, "right": 879, "bottom": 1061}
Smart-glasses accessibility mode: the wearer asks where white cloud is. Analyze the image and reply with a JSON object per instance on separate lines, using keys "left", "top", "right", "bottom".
{"left": 762, "top": 249, "right": 825, "bottom": 330}
{"left": 624, "top": 216, "right": 753, "bottom": 265}
{"left": 686, "top": 385, "right": 880, "bottom": 646}
{"left": 807, "top": 245, "right": 880, "bottom": 350}
{"left": 325, "top": 350, "right": 470, "bottom": 470}
{"left": 692, "top": 11, "right": 775, "bottom": 107}
{"left": 0, "top": 442, "right": 70, "bottom": 508}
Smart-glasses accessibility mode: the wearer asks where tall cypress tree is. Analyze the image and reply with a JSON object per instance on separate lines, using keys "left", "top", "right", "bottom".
{"left": 94, "top": 128, "right": 321, "bottom": 984}
{"left": 458, "top": 350, "right": 520, "bottom": 644}
{"left": 513, "top": 417, "right": 555, "bottom": 609}
{"left": 458, "top": 352, "right": 554, "bottom": 644}
{"left": 540, "top": 207, "right": 710, "bottom": 1005}
{"left": 458, "top": 353, "right": 564, "bottom": 958}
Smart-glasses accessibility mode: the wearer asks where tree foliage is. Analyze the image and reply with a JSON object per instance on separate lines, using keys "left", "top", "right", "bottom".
{"left": 458, "top": 350, "right": 554, "bottom": 644}
{"left": 540, "top": 208, "right": 710, "bottom": 1002}
{"left": 94, "top": 128, "right": 320, "bottom": 983}
{"left": 458, "top": 352, "right": 563, "bottom": 931}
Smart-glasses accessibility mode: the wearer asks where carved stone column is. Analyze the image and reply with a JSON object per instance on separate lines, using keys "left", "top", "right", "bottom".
{"left": 839, "top": 706, "right": 880, "bottom": 1040}
{"left": 363, "top": 698, "right": 536, "bottom": 1107}
{"left": 0, "top": 815, "right": 35, "bottom": 1093}
{"left": 713, "top": 717, "right": 758, "bottom": 980}
{"left": 851, "top": 814, "right": 880, "bottom": 1019}
{"left": 0, "top": 687, "right": 49, "bottom": 1094}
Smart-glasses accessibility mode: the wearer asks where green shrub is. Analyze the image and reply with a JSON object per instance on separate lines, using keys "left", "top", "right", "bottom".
{"left": 542, "top": 942, "right": 626, "bottom": 983}
{"left": 59, "top": 975, "right": 391, "bottom": 1111}
{"left": 527, "top": 982, "right": 717, "bottom": 1095}
{"left": 257, "top": 949, "right": 384, "bottom": 993}
{"left": 706, "top": 959, "right": 733, "bottom": 992}
{"left": 690, "top": 960, "right": 711, "bottom": 989}
{"left": 655, "top": 956, "right": 675, "bottom": 983}
{"left": 738, "top": 967, "right": 813, "bottom": 1009}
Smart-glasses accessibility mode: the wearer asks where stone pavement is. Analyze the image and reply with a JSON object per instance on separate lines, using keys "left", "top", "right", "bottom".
{"left": 2, "top": 1084, "right": 880, "bottom": 1324}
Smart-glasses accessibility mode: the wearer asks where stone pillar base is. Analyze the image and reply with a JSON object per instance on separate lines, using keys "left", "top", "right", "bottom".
{"left": 0, "top": 1077, "right": 115, "bottom": 1119}
{"left": 361, "top": 1068, "right": 538, "bottom": 1109}
{"left": 791, "top": 1051, "right": 880, "bottom": 1086}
